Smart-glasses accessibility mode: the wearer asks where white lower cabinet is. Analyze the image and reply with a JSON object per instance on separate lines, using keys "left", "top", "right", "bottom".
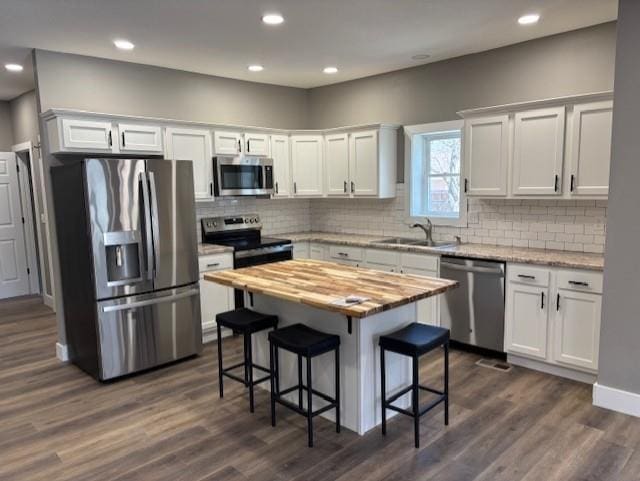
{"left": 292, "top": 242, "right": 310, "bottom": 259}
{"left": 400, "top": 253, "right": 440, "bottom": 327}
{"left": 309, "top": 243, "right": 326, "bottom": 260}
{"left": 329, "top": 245, "right": 363, "bottom": 267}
{"left": 198, "top": 253, "right": 234, "bottom": 340}
{"left": 505, "top": 263, "right": 602, "bottom": 373}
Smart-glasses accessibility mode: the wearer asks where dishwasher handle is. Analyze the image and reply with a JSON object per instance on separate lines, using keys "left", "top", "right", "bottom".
{"left": 441, "top": 261, "right": 504, "bottom": 276}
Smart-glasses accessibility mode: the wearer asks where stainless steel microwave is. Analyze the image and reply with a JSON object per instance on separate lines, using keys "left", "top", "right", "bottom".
{"left": 213, "top": 156, "right": 274, "bottom": 196}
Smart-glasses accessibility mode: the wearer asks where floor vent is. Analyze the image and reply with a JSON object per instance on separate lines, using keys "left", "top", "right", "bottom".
{"left": 476, "top": 358, "right": 512, "bottom": 372}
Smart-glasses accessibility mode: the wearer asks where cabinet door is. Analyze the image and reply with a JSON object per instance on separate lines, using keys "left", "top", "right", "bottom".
{"left": 463, "top": 115, "right": 509, "bottom": 196}
{"left": 349, "top": 130, "right": 378, "bottom": 196}
{"left": 270, "top": 135, "right": 292, "bottom": 197}
{"left": 401, "top": 266, "right": 439, "bottom": 326}
{"left": 244, "top": 133, "right": 270, "bottom": 156}
{"left": 309, "top": 244, "right": 326, "bottom": 260}
{"left": 505, "top": 283, "right": 549, "bottom": 359}
{"left": 61, "top": 118, "right": 114, "bottom": 151}
{"left": 119, "top": 124, "right": 163, "bottom": 153}
{"left": 569, "top": 101, "right": 613, "bottom": 196}
{"left": 165, "top": 128, "right": 213, "bottom": 201}
{"left": 512, "top": 107, "right": 565, "bottom": 196}
{"left": 291, "top": 135, "right": 324, "bottom": 196}
{"left": 214, "top": 131, "right": 242, "bottom": 155}
{"left": 553, "top": 289, "right": 601, "bottom": 371}
{"left": 199, "top": 275, "right": 233, "bottom": 333}
{"left": 292, "top": 242, "right": 309, "bottom": 259}
{"left": 325, "top": 133, "right": 350, "bottom": 196}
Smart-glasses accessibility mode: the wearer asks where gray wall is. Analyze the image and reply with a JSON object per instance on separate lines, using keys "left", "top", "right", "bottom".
{"left": 0, "top": 101, "right": 14, "bottom": 150}
{"left": 10, "top": 90, "right": 39, "bottom": 144}
{"left": 35, "top": 50, "right": 309, "bottom": 129}
{"left": 308, "top": 22, "right": 617, "bottom": 181}
{"left": 598, "top": 0, "right": 640, "bottom": 395}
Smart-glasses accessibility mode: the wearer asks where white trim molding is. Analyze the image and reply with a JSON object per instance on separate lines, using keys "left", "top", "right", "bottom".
{"left": 593, "top": 382, "right": 640, "bottom": 418}
{"left": 56, "top": 342, "right": 69, "bottom": 362}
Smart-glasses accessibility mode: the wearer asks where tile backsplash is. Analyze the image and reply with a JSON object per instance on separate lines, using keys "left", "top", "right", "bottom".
{"left": 196, "top": 197, "right": 311, "bottom": 240}
{"left": 309, "top": 184, "right": 607, "bottom": 253}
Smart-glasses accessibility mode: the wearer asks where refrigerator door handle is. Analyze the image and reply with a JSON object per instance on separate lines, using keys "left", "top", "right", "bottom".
{"left": 148, "top": 171, "right": 160, "bottom": 280}
{"left": 101, "top": 288, "right": 199, "bottom": 312}
{"left": 139, "top": 172, "right": 154, "bottom": 280}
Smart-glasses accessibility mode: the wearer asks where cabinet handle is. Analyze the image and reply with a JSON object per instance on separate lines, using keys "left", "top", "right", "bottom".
{"left": 556, "top": 293, "right": 560, "bottom": 311}
{"left": 247, "top": 140, "right": 250, "bottom": 153}
{"left": 209, "top": 182, "right": 213, "bottom": 196}
{"left": 293, "top": 182, "right": 297, "bottom": 194}
{"left": 554, "top": 175, "right": 559, "bottom": 192}
{"left": 238, "top": 139, "right": 242, "bottom": 152}
{"left": 108, "top": 131, "right": 113, "bottom": 147}
{"left": 570, "top": 174, "right": 575, "bottom": 192}
{"left": 541, "top": 292, "right": 545, "bottom": 309}
{"left": 464, "top": 178, "right": 469, "bottom": 193}
{"left": 275, "top": 181, "right": 279, "bottom": 194}
{"left": 122, "top": 132, "right": 126, "bottom": 147}
{"left": 568, "top": 280, "right": 589, "bottom": 287}
{"left": 517, "top": 274, "right": 536, "bottom": 280}
{"left": 207, "top": 262, "right": 220, "bottom": 268}
{"left": 343, "top": 181, "right": 347, "bottom": 193}
{"left": 351, "top": 181, "right": 355, "bottom": 193}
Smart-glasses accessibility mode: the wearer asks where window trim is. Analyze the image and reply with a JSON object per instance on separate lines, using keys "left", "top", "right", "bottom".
{"left": 404, "top": 120, "right": 467, "bottom": 227}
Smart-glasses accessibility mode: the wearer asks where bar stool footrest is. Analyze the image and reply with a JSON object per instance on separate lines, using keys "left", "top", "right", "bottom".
{"left": 274, "top": 396, "right": 338, "bottom": 418}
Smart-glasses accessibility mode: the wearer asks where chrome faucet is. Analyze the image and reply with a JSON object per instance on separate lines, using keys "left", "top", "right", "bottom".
{"left": 411, "top": 218, "right": 434, "bottom": 244}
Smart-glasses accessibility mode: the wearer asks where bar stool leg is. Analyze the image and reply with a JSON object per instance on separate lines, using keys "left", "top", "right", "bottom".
{"left": 297, "top": 354, "right": 303, "bottom": 410}
{"left": 335, "top": 347, "right": 340, "bottom": 433}
{"left": 380, "top": 347, "right": 386, "bottom": 436}
{"left": 269, "top": 341, "right": 276, "bottom": 427}
{"left": 307, "top": 357, "right": 314, "bottom": 447}
{"left": 243, "top": 333, "right": 249, "bottom": 387}
{"left": 413, "top": 355, "right": 420, "bottom": 449}
{"left": 274, "top": 344, "right": 280, "bottom": 395}
{"left": 247, "top": 333, "right": 254, "bottom": 413}
{"left": 444, "top": 341, "right": 449, "bottom": 426}
{"left": 217, "top": 323, "right": 224, "bottom": 398}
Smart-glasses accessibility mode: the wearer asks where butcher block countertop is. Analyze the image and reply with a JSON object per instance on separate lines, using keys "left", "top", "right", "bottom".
{"left": 204, "top": 259, "right": 458, "bottom": 318}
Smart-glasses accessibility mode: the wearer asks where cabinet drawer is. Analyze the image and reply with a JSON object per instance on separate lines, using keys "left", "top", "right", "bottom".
{"left": 329, "top": 245, "right": 364, "bottom": 262}
{"left": 366, "top": 249, "right": 399, "bottom": 266}
{"left": 556, "top": 269, "right": 603, "bottom": 294}
{"left": 400, "top": 253, "right": 439, "bottom": 271}
{"left": 507, "top": 264, "right": 550, "bottom": 287}
{"left": 198, "top": 254, "right": 233, "bottom": 272}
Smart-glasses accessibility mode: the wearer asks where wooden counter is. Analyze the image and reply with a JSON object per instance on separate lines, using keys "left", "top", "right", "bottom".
{"left": 204, "top": 259, "right": 457, "bottom": 318}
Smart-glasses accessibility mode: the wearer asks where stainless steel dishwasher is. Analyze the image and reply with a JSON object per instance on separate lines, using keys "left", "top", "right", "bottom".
{"left": 440, "top": 256, "right": 506, "bottom": 353}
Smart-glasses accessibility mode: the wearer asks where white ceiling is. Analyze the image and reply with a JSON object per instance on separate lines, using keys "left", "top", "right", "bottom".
{"left": 0, "top": 0, "right": 618, "bottom": 100}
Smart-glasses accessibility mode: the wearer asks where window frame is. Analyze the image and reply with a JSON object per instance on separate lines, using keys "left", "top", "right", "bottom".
{"left": 404, "top": 120, "right": 467, "bottom": 227}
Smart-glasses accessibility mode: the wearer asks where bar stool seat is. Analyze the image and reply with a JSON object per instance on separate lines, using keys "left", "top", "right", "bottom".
{"left": 269, "top": 324, "right": 341, "bottom": 447}
{"left": 379, "top": 322, "right": 450, "bottom": 449}
{"left": 216, "top": 308, "right": 278, "bottom": 413}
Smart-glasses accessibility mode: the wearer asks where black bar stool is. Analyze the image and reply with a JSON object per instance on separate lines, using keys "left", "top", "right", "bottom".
{"left": 379, "top": 323, "right": 450, "bottom": 448}
{"left": 216, "top": 308, "right": 278, "bottom": 412}
{"left": 268, "top": 324, "right": 340, "bottom": 447}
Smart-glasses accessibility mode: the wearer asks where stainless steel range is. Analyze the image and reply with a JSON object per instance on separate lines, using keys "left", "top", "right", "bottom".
{"left": 200, "top": 214, "right": 292, "bottom": 307}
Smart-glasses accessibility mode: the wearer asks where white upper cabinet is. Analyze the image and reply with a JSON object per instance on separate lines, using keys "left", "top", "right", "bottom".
{"left": 325, "top": 133, "right": 350, "bottom": 196}
{"left": 349, "top": 130, "right": 379, "bottom": 196}
{"left": 244, "top": 133, "right": 270, "bottom": 156}
{"left": 463, "top": 115, "right": 509, "bottom": 196}
{"left": 213, "top": 131, "right": 242, "bottom": 156}
{"left": 270, "top": 134, "right": 292, "bottom": 197}
{"left": 512, "top": 106, "right": 566, "bottom": 196}
{"left": 57, "top": 118, "right": 115, "bottom": 152}
{"left": 165, "top": 127, "right": 213, "bottom": 201}
{"left": 291, "top": 135, "right": 324, "bottom": 196}
{"left": 568, "top": 101, "right": 613, "bottom": 196}
{"left": 118, "top": 123, "right": 163, "bottom": 153}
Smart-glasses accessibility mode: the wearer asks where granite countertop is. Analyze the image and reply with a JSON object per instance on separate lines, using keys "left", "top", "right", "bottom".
{"left": 198, "top": 244, "right": 234, "bottom": 256}
{"left": 204, "top": 259, "right": 457, "bottom": 318}
{"left": 280, "top": 232, "right": 605, "bottom": 271}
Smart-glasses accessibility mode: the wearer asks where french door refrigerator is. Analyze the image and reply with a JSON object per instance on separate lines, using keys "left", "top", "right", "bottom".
{"left": 52, "top": 158, "right": 202, "bottom": 380}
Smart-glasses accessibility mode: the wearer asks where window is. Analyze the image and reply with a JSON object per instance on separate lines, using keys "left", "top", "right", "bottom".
{"left": 406, "top": 120, "right": 466, "bottom": 226}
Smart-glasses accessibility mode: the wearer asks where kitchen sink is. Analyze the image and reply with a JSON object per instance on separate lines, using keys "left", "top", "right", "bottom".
{"left": 373, "top": 237, "right": 459, "bottom": 248}
{"left": 410, "top": 240, "right": 458, "bottom": 248}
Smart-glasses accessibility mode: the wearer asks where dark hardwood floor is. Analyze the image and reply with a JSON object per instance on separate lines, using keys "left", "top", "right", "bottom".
{"left": 2, "top": 296, "right": 640, "bottom": 481}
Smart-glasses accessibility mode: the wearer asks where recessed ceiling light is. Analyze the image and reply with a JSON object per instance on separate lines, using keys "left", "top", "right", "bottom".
{"left": 248, "top": 65, "right": 264, "bottom": 72}
{"left": 5, "top": 63, "right": 23, "bottom": 72}
{"left": 323, "top": 66, "right": 338, "bottom": 74}
{"left": 411, "top": 54, "right": 431, "bottom": 60}
{"left": 262, "top": 13, "right": 284, "bottom": 25}
{"left": 114, "top": 39, "right": 135, "bottom": 50}
{"left": 518, "top": 13, "right": 540, "bottom": 25}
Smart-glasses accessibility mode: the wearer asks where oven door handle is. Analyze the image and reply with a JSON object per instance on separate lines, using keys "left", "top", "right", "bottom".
{"left": 234, "top": 244, "right": 293, "bottom": 259}
{"left": 441, "top": 261, "right": 504, "bottom": 276}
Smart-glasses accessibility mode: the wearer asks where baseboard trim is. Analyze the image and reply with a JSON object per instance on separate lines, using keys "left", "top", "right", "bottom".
{"left": 56, "top": 342, "right": 69, "bottom": 362}
{"left": 593, "top": 382, "right": 640, "bottom": 418}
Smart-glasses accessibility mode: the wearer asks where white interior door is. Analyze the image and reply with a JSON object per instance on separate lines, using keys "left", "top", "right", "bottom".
{"left": 0, "top": 152, "right": 30, "bottom": 299}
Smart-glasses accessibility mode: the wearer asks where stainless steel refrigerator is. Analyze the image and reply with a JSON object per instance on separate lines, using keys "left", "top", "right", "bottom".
{"left": 52, "top": 158, "right": 202, "bottom": 380}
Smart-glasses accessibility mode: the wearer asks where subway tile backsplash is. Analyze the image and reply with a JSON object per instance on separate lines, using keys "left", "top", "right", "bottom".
{"left": 309, "top": 184, "right": 607, "bottom": 254}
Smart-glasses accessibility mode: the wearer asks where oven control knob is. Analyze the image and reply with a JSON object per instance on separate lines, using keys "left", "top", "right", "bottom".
{"left": 253, "top": 217, "right": 258, "bottom": 223}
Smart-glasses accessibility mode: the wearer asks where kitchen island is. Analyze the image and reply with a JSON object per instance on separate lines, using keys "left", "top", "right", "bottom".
{"left": 205, "top": 259, "right": 457, "bottom": 435}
